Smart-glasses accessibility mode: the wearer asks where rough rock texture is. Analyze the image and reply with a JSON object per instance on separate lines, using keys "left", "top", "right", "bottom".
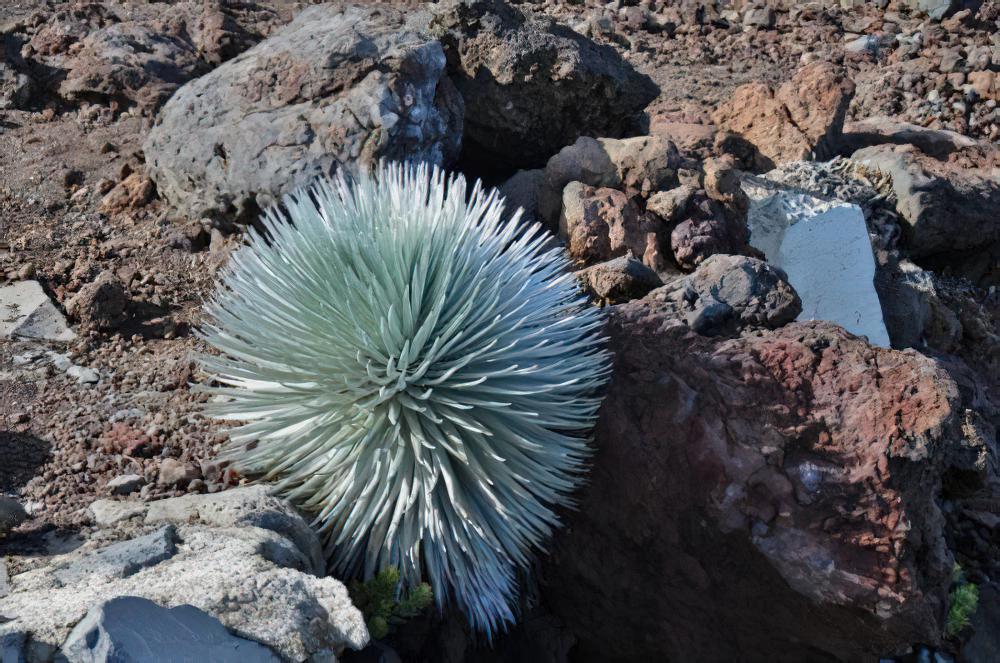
{"left": 669, "top": 190, "right": 748, "bottom": 271}
{"left": 712, "top": 62, "right": 855, "bottom": 168}
{"left": 0, "top": 58, "right": 33, "bottom": 110}
{"left": 428, "top": 0, "right": 657, "bottom": 168}
{"left": 97, "top": 173, "right": 156, "bottom": 215}
{"left": 497, "top": 168, "right": 544, "bottom": 223}
{"left": 58, "top": 21, "right": 206, "bottom": 111}
{"left": 650, "top": 254, "right": 801, "bottom": 335}
{"left": 559, "top": 183, "right": 666, "bottom": 271}
{"left": 543, "top": 303, "right": 973, "bottom": 661}
{"left": 875, "top": 257, "right": 999, "bottom": 398}
{"left": 144, "top": 4, "right": 464, "bottom": 223}
{"left": 852, "top": 144, "right": 1000, "bottom": 259}
{"left": 646, "top": 184, "right": 697, "bottom": 224}
{"left": 0, "top": 487, "right": 367, "bottom": 661}
{"left": 575, "top": 256, "right": 662, "bottom": 305}
{"left": 60, "top": 596, "right": 280, "bottom": 663}
{"left": 539, "top": 135, "right": 680, "bottom": 227}
{"left": 841, "top": 117, "right": 978, "bottom": 159}
{"left": 65, "top": 271, "right": 127, "bottom": 329}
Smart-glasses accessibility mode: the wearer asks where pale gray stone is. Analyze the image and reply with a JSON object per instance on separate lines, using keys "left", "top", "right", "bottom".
{"left": 88, "top": 500, "right": 146, "bottom": 527}
{"left": 144, "top": 4, "right": 463, "bottom": 224}
{"left": 1, "top": 487, "right": 368, "bottom": 661}
{"left": 50, "top": 526, "right": 177, "bottom": 586}
{"left": 0, "top": 282, "right": 75, "bottom": 342}
{"left": 106, "top": 475, "right": 144, "bottom": 497}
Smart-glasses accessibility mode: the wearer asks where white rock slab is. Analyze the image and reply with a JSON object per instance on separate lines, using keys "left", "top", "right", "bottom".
{"left": 742, "top": 178, "right": 891, "bottom": 347}
{"left": 0, "top": 280, "right": 75, "bottom": 342}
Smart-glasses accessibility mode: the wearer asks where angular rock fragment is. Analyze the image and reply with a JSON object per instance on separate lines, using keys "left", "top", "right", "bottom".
{"left": 0, "top": 281, "right": 75, "bottom": 342}
{"left": 575, "top": 256, "right": 662, "bottom": 305}
{"left": 65, "top": 271, "right": 128, "bottom": 329}
{"left": 742, "top": 176, "right": 891, "bottom": 347}
{"left": 712, "top": 62, "right": 855, "bottom": 167}
{"left": 663, "top": 254, "right": 801, "bottom": 335}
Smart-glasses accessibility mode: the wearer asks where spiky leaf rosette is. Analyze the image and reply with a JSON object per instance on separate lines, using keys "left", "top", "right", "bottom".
{"left": 198, "top": 162, "right": 610, "bottom": 634}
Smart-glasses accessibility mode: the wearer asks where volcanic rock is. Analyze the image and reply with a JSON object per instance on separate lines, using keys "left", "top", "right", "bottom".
{"left": 712, "top": 62, "right": 855, "bottom": 167}
{"left": 544, "top": 302, "right": 972, "bottom": 661}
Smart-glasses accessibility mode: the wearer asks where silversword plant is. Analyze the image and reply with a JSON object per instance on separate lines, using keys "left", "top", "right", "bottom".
{"left": 198, "top": 162, "right": 610, "bottom": 634}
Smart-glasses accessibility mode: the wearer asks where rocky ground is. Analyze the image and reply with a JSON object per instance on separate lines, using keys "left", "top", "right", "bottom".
{"left": 1, "top": 0, "right": 998, "bottom": 662}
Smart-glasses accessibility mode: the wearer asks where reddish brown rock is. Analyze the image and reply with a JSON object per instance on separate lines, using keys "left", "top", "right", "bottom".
{"left": 669, "top": 191, "right": 748, "bottom": 270}
{"left": 98, "top": 173, "right": 155, "bottom": 215}
{"left": 58, "top": 20, "right": 207, "bottom": 112}
{"left": 712, "top": 62, "right": 855, "bottom": 167}
{"left": 559, "top": 183, "right": 667, "bottom": 270}
{"left": 543, "top": 300, "right": 970, "bottom": 661}
{"left": 575, "top": 256, "right": 663, "bottom": 305}
{"left": 65, "top": 271, "right": 128, "bottom": 329}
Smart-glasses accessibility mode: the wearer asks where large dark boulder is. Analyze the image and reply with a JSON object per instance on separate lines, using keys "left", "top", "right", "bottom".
{"left": 427, "top": 0, "right": 658, "bottom": 169}
{"left": 541, "top": 294, "right": 978, "bottom": 661}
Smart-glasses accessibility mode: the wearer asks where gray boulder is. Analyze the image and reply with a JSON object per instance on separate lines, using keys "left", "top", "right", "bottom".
{"left": 851, "top": 144, "right": 1000, "bottom": 258}
{"left": 0, "top": 486, "right": 368, "bottom": 661}
{"left": 144, "top": 4, "right": 464, "bottom": 224}
{"left": 427, "top": 0, "right": 657, "bottom": 168}
{"left": 645, "top": 254, "right": 801, "bottom": 336}
{"left": 59, "top": 596, "right": 279, "bottom": 663}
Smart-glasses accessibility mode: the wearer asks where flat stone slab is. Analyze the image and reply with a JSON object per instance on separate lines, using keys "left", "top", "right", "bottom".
{"left": 742, "top": 177, "right": 891, "bottom": 347}
{"left": 0, "top": 281, "right": 75, "bottom": 342}
{"left": 60, "top": 596, "right": 280, "bottom": 663}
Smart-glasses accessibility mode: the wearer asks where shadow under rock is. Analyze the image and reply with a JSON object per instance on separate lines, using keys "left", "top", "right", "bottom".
{"left": 0, "top": 429, "right": 50, "bottom": 493}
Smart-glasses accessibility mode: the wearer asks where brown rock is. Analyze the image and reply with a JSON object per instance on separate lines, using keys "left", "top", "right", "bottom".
{"left": 58, "top": 20, "right": 207, "bottom": 112}
{"left": 968, "top": 70, "right": 996, "bottom": 100}
{"left": 539, "top": 135, "right": 680, "bottom": 227}
{"left": 544, "top": 303, "right": 970, "bottom": 661}
{"left": 157, "top": 459, "right": 201, "bottom": 488}
{"left": 669, "top": 191, "right": 748, "bottom": 271}
{"left": 648, "top": 120, "right": 716, "bottom": 156}
{"left": 559, "top": 183, "right": 666, "bottom": 270}
{"left": 65, "top": 271, "right": 128, "bottom": 329}
{"left": 575, "top": 256, "right": 663, "bottom": 305}
{"left": 98, "top": 173, "right": 155, "bottom": 215}
{"left": 712, "top": 62, "right": 855, "bottom": 167}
